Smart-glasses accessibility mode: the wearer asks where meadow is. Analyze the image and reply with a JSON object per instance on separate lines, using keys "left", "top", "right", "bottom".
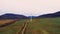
{"left": 0, "top": 19, "right": 26, "bottom": 34}
{"left": 0, "top": 18, "right": 60, "bottom": 34}
{"left": 26, "top": 17, "right": 60, "bottom": 34}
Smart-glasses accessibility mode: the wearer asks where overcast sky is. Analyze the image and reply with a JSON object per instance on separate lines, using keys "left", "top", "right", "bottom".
{"left": 0, "top": 0, "right": 60, "bottom": 16}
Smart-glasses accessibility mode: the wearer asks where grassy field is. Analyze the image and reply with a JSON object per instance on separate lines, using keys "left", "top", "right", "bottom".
{"left": 0, "top": 18, "right": 60, "bottom": 34}
{"left": 0, "top": 19, "right": 26, "bottom": 34}
{"left": 26, "top": 18, "right": 60, "bottom": 34}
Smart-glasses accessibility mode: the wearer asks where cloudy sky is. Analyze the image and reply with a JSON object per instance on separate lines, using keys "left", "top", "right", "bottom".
{"left": 0, "top": 0, "right": 60, "bottom": 16}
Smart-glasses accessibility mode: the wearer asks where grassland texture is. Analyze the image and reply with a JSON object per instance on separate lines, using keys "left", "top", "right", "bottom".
{"left": 0, "top": 18, "right": 60, "bottom": 34}
{"left": 0, "top": 19, "right": 26, "bottom": 34}
{"left": 25, "top": 18, "right": 60, "bottom": 34}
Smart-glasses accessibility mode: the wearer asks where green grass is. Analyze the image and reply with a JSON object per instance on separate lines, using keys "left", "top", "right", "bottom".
{"left": 0, "top": 18, "right": 60, "bottom": 34}
{"left": 0, "top": 19, "right": 26, "bottom": 34}
{"left": 28, "top": 18, "right": 60, "bottom": 34}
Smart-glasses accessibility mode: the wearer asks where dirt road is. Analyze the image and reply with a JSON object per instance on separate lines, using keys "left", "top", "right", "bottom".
{"left": 16, "top": 19, "right": 49, "bottom": 34}
{"left": 16, "top": 20, "right": 29, "bottom": 34}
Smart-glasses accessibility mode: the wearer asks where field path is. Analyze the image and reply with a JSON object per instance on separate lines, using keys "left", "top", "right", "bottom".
{"left": 16, "top": 19, "right": 49, "bottom": 34}
{"left": 16, "top": 20, "right": 29, "bottom": 34}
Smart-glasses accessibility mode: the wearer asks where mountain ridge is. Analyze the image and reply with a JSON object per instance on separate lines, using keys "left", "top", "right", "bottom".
{"left": 37, "top": 11, "right": 60, "bottom": 18}
{"left": 0, "top": 11, "right": 60, "bottom": 19}
{"left": 0, "top": 13, "right": 28, "bottom": 19}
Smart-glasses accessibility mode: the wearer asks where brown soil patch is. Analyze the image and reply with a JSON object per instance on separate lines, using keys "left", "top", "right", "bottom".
{"left": 0, "top": 19, "right": 16, "bottom": 25}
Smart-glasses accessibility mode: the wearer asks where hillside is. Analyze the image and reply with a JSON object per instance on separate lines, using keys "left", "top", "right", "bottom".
{"left": 0, "top": 13, "right": 28, "bottom": 19}
{"left": 37, "top": 11, "right": 60, "bottom": 18}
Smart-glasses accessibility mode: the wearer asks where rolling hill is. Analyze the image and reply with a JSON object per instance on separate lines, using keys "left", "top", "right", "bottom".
{"left": 37, "top": 11, "right": 60, "bottom": 18}
{"left": 0, "top": 13, "right": 28, "bottom": 19}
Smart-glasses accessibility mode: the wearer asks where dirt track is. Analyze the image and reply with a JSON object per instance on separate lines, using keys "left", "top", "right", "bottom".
{"left": 16, "top": 19, "right": 49, "bottom": 34}
{"left": 16, "top": 21, "right": 29, "bottom": 34}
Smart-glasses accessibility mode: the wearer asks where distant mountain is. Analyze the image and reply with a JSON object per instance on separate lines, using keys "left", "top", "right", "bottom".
{"left": 0, "top": 13, "right": 28, "bottom": 19}
{"left": 37, "top": 11, "right": 60, "bottom": 18}
{"left": 28, "top": 16, "right": 37, "bottom": 18}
